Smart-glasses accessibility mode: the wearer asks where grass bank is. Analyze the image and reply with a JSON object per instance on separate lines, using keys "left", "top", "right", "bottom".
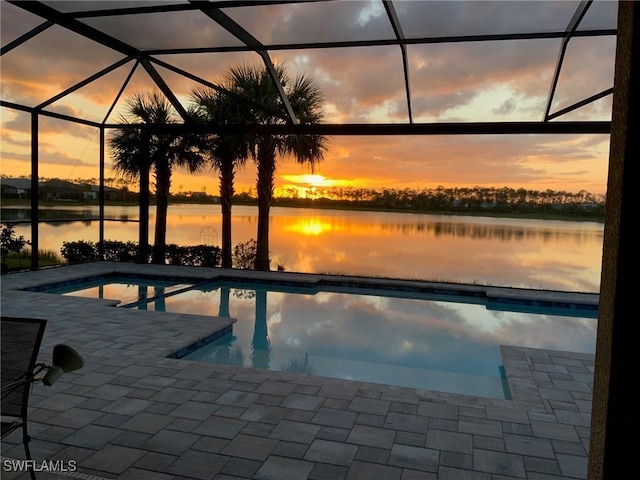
{"left": 1, "top": 248, "right": 62, "bottom": 272}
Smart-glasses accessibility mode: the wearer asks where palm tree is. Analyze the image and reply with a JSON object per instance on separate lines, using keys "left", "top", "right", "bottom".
{"left": 109, "top": 92, "right": 206, "bottom": 264}
{"left": 191, "top": 87, "right": 249, "bottom": 269}
{"left": 227, "top": 64, "right": 328, "bottom": 270}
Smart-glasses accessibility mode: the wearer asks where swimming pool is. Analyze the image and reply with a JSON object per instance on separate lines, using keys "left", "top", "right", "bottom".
{"left": 36, "top": 274, "right": 597, "bottom": 399}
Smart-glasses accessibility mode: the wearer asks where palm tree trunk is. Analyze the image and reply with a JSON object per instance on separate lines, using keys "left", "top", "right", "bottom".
{"left": 138, "top": 138, "right": 151, "bottom": 264}
{"left": 220, "top": 159, "right": 235, "bottom": 268}
{"left": 153, "top": 161, "right": 171, "bottom": 264}
{"left": 255, "top": 141, "right": 275, "bottom": 271}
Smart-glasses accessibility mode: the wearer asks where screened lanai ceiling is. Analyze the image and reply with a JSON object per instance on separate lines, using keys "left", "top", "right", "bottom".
{"left": 0, "top": 0, "right": 617, "bottom": 135}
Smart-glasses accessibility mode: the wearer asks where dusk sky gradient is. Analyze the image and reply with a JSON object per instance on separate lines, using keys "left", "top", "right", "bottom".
{"left": 0, "top": 0, "right": 618, "bottom": 195}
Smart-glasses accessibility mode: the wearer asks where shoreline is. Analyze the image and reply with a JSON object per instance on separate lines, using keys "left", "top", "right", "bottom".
{"left": 1, "top": 198, "right": 605, "bottom": 223}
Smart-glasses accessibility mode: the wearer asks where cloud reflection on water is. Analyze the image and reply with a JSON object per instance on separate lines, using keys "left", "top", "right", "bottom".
{"left": 57, "top": 277, "right": 596, "bottom": 396}
{"left": 165, "top": 286, "right": 596, "bottom": 379}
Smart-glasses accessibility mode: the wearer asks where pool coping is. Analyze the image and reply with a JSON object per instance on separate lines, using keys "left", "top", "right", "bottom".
{"left": 11, "top": 260, "right": 599, "bottom": 311}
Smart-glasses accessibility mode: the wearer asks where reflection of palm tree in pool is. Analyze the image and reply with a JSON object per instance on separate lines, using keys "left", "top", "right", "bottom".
{"left": 154, "top": 286, "right": 166, "bottom": 312}
{"left": 211, "top": 341, "right": 245, "bottom": 366}
{"left": 194, "top": 331, "right": 243, "bottom": 366}
{"left": 198, "top": 288, "right": 244, "bottom": 366}
{"left": 219, "top": 286, "right": 231, "bottom": 318}
{"left": 282, "top": 353, "right": 315, "bottom": 375}
{"left": 138, "top": 284, "right": 148, "bottom": 310}
{"left": 252, "top": 289, "right": 270, "bottom": 369}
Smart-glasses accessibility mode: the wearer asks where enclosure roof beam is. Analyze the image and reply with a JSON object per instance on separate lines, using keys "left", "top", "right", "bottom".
{"left": 1, "top": 100, "right": 102, "bottom": 128}
{"left": 0, "top": 20, "right": 54, "bottom": 56}
{"left": 102, "top": 60, "right": 141, "bottom": 125}
{"left": 142, "top": 29, "right": 616, "bottom": 56}
{"left": 7, "top": 1, "right": 142, "bottom": 57}
{"left": 36, "top": 56, "right": 133, "bottom": 110}
{"left": 4, "top": 104, "right": 607, "bottom": 135}
{"left": 140, "top": 58, "right": 193, "bottom": 123}
{"left": 544, "top": 0, "right": 593, "bottom": 121}
{"left": 547, "top": 88, "right": 614, "bottom": 121}
{"left": 190, "top": 0, "right": 298, "bottom": 124}
{"left": 383, "top": 0, "right": 413, "bottom": 123}
{"left": 67, "top": 1, "right": 332, "bottom": 19}
{"left": 99, "top": 120, "right": 611, "bottom": 136}
{"left": 5, "top": 0, "right": 279, "bottom": 121}
{"left": 6, "top": 0, "right": 189, "bottom": 122}
{"left": 149, "top": 57, "right": 289, "bottom": 121}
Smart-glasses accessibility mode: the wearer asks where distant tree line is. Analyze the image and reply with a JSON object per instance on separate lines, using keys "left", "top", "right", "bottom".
{"left": 270, "top": 185, "right": 606, "bottom": 218}
{"left": 3, "top": 174, "right": 605, "bottom": 219}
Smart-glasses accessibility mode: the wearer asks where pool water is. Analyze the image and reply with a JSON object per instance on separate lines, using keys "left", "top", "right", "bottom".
{"left": 37, "top": 277, "right": 597, "bottom": 399}
{"left": 43, "top": 276, "right": 193, "bottom": 305}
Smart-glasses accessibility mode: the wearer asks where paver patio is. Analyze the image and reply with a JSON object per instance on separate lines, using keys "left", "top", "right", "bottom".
{"left": 1, "top": 262, "right": 595, "bottom": 479}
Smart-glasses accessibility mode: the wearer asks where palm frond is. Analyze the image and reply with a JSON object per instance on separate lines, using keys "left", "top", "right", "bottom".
{"left": 108, "top": 91, "right": 207, "bottom": 178}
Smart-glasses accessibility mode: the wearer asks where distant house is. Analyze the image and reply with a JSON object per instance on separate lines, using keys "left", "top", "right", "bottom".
{"left": 87, "top": 185, "right": 123, "bottom": 201}
{"left": 1, "top": 178, "right": 124, "bottom": 201}
{"left": 190, "top": 191, "right": 218, "bottom": 203}
{"left": 1, "top": 183, "right": 19, "bottom": 198}
{"left": 83, "top": 187, "right": 98, "bottom": 200}
{"left": 190, "top": 191, "right": 207, "bottom": 200}
{"left": 579, "top": 202, "right": 602, "bottom": 211}
{"left": 1, "top": 178, "right": 32, "bottom": 198}
{"left": 39, "top": 179, "right": 85, "bottom": 200}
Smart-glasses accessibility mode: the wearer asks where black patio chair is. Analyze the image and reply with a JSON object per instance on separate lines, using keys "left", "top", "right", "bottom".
{"left": 1, "top": 317, "right": 46, "bottom": 480}
{"left": 1, "top": 316, "right": 84, "bottom": 480}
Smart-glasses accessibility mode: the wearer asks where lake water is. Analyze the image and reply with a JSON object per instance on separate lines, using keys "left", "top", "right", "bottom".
{"left": 3, "top": 204, "right": 604, "bottom": 292}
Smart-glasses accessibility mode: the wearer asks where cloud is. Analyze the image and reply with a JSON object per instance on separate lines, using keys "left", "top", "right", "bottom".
{"left": 299, "top": 133, "right": 607, "bottom": 187}
{"left": 493, "top": 98, "right": 517, "bottom": 116}
{"left": 2, "top": 108, "right": 98, "bottom": 139}
{"left": 1, "top": 148, "right": 95, "bottom": 167}
{"left": 217, "top": 289, "right": 597, "bottom": 377}
{"left": 552, "top": 36, "right": 616, "bottom": 111}
{"left": 1, "top": 21, "right": 124, "bottom": 102}
{"left": 0, "top": 1, "right": 46, "bottom": 46}
{"left": 0, "top": 130, "right": 52, "bottom": 149}
{"left": 235, "top": 1, "right": 394, "bottom": 45}
{"left": 394, "top": 1, "right": 583, "bottom": 38}
{"left": 273, "top": 45, "right": 408, "bottom": 123}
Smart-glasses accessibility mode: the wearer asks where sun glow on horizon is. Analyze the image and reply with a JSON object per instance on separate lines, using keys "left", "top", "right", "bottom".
{"left": 277, "top": 174, "right": 363, "bottom": 198}
{"left": 281, "top": 174, "right": 348, "bottom": 188}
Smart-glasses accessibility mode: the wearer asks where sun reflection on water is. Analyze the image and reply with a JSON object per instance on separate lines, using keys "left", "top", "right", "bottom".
{"left": 285, "top": 218, "right": 335, "bottom": 236}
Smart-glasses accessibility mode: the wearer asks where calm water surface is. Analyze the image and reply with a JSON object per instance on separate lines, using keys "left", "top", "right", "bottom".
{"left": 4, "top": 204, "right": 603, "bottom": 291}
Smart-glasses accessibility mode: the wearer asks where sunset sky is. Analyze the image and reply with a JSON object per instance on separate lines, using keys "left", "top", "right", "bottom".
{"left": 0, "top": 0, "right": 618, "bottom": 196}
